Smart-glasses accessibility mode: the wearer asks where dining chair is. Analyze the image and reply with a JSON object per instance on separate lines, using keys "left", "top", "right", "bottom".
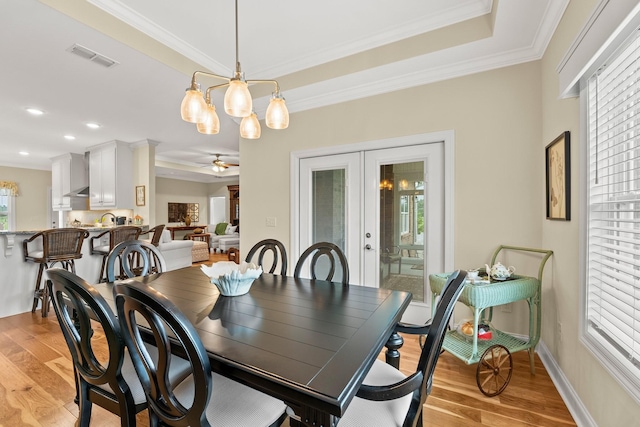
{"left": 146, "top": 224, "right": 166, "bottom": 247}
{"left": 336, "top": 270, "right": 467, "bottom": 427}
{"left": 23, "top": 227, "right": 89, "bottom": 317}
{"left": 90, "top": 226, "right": 142, "bottom": 282}
{"left": 106, "top": 240, "right": 167, "bottom": 282}
{"left": 245, "top": 238, "right": 288, "bottom": 275}
{"left": 114, "top": 281, "right": 288, "bottom": 427}
{"left": 46, "top": 268, "right": 191, "bottom": 427}
{"left": 294, "top": 241, "right": 349, "bottom": 285}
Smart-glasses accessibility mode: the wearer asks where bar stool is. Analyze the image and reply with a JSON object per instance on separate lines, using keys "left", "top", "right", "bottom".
{"left": 90, "top": 226, "right": 141, "bottom": 283}
{"left": 23, "top": 228, "right": 89, "bottom": 317}
{"left": 139, "top": 224, "right": 165, "bottom": 247}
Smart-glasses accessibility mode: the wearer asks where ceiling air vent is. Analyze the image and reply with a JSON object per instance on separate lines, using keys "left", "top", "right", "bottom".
{"left": 66, "top": 43, "right": 119, "bottom": 68}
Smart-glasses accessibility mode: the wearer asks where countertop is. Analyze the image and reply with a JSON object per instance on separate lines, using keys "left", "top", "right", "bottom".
{"left": 0, "top": 224, "right": 149, "bottom": 235}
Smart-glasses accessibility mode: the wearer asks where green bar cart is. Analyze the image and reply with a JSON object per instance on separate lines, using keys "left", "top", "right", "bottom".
{"left": 429, "top": 245, "right": 553, "bottom": 396}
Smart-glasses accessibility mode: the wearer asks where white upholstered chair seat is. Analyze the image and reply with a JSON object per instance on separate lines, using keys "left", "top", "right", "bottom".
{"left": 96, "top": 343, "right": 191, "bottom": 405}
{"left": 28, "top": 250, "right": 45, "bottom": 259}
{"left": 92, "top": 244, "right": 110, "bottom": 254}
{"left": 337, "top": 360, "right": 412, "bottom": 427}
{"left": 172, "top": 368, "right": 287, "bottom": 427}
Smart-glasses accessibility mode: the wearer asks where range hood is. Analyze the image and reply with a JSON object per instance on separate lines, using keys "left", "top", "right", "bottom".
{"left": 63, "top": 186, "right": 89, "bottom": 198}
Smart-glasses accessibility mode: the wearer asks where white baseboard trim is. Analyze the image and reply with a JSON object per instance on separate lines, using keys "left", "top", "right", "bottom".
{"left": 536, "top": 339, "right": 597, "bottom": 427}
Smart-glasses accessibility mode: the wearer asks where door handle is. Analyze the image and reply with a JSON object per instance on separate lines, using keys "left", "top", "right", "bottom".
{"left": 365, "top": 244, "right": 372, "bottom": 250}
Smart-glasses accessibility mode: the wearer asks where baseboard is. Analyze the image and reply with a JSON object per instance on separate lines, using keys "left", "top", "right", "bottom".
{"left": 536, "top": 339, "right": 597, "bottom": 427}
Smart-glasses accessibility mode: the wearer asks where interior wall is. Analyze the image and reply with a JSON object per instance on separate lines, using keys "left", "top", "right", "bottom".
{"left": 207, "top": 179, "right": 238, "bottom": 225}
{"left": 155, "top": 177, "right": 210, "bottom": 230}
{"left": 132, "top": 141, "right": 156, "bottom": 226}
{"left": 0, "top": 166, "right": 51, "bottom": 230}
{"left": 540, "top": 0, "right": 640, "bottom": 425}
{"left": 241, "top": 60, "right": 543, "bottom": 334}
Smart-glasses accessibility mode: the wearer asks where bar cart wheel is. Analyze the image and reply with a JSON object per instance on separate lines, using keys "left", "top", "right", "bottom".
{"left": 476, "top": 344, "right": 513, "bottom": 397}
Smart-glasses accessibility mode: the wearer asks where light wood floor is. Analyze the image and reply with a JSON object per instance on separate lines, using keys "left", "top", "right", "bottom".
{"left": 0, "top": 253, "right": 576, "bottom": 426}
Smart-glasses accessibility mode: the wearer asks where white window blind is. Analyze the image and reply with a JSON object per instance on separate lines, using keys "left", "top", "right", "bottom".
{"left": 587, "top": 30, "right": 640, "bottom": 373}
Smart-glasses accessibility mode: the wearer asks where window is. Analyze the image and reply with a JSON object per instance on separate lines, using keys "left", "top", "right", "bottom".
{"left": 585, "top": 29, "right": 640, "bottom": 401}
{"left": 399, "top": 195, "right": 409, "bottom": 234}
{"left": 0, "top": 190, "right": 15, "bottom": 231}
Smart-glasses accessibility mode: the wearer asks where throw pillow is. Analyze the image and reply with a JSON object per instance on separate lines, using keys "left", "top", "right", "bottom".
{"left": 215, "top": 222, "right": 228, "bottom": 235}
{"left": 161, "top": 230, "right": 172, "bottom": 244}
{"left": 225, "top": 225, "right": 238, "bottom": 235}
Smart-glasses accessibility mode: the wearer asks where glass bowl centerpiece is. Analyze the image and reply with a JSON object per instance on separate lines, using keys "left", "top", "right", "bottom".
{"left": 200, "top": 261, "right": 262, "bottom": 296}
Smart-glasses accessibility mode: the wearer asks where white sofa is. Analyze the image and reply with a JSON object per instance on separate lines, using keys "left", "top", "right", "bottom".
{"left": 207, "top": 223, "right": 239, "bottom": 253}
{"left": 155, "top": 230, "right": 194, "bottom": 271}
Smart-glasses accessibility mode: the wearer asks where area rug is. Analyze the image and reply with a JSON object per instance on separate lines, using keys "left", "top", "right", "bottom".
{"left": 381, "top": 274, "right": 425, "bottom": 302}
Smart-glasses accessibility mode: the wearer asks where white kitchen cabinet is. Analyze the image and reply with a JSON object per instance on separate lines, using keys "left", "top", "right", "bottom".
{"left": 51, "top": 153, "right": 87, "bottom": 211}
{"left": 89, "top": 141, "right": 133, "bottom": 209}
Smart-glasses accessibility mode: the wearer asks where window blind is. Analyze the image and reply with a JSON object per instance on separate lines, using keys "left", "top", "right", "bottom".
{"left": 587, "top": 30, "right": 640, "bottom": 369}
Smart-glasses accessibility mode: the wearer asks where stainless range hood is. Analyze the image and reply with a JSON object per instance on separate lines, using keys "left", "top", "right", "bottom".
{"left": 63, "top": 186, "right": 89, "bottom": 198}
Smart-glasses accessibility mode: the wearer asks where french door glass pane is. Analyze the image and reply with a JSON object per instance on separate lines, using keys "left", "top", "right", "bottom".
{"left": 311, "top": 169, "right": 346, "bottom": 283}
{"left": 379, "top": 162, "right": 425, "bottom": 302}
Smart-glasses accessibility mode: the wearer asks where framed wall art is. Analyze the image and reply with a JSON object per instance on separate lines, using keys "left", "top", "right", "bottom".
{"left": 135, "top": 185, "right": 145, "bottom": 206}
{"left": 168, "top": 202, "right": 199, "bottom": 223}
{"left": 545, "top": 131, "right": 570, "bottom": 220}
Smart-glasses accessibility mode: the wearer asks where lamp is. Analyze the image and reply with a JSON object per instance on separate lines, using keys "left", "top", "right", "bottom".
{"left": 180, "top": 0, "right": 289, "bottom": 138}
{"left": 240, "top": 112, "right": 261, "bottom": 139}
{"left": 379, "top": 179, "right": 393, "bottom": 191}
{"left": 211, "top": 163, "right": 225, "bottom": 173}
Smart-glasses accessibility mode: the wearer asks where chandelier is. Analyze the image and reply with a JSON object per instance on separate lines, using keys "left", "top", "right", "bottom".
{"left": 180, "top": 0, "right": 289, "bottom": 139}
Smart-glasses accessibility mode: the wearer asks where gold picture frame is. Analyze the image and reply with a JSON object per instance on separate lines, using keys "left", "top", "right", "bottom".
{"left": 167, "top": 202, "right": 199, "bottom": 223}
{"left": 135, "top": 185, "right": 145, "bottom": 206}
{"left": 545, "top": 131, "right": 570, "bottom": 220}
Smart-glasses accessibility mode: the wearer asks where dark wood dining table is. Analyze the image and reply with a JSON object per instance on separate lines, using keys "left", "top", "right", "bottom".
{"left": 97, "top": 267, "right": 411, "bottom": 427}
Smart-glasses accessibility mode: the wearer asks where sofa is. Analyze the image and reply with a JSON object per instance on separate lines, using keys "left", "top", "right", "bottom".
{"left": 207, "top": 223, "right": 239, "bottom": 253}
{"left": 154, "top": 230, "right": 194, "bottom": 271}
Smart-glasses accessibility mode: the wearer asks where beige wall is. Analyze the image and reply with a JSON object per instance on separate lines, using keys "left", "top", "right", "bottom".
{"left": 154, "top": 177, "right": 239, "bottom": 233}
{"left": 241, "top": 61, "right": 543, "bottom": 334}
{"left": 540, "top": 0, "right": 640, "bottom": 425}
{"left": 0, "top": 166, "right": 51, "bottom": 230}
{"left": 240, "top": 2, "right": 640, "bottom": 423}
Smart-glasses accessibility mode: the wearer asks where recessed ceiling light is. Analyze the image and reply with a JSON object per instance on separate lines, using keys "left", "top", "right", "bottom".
{"left": 19, "top": 151, "right": 29, "bottom": 156}
{"left": 86, "top": 122, "right": 101, "bottom": 129}
{"left": 64, "top": 135, "right": 76, "bottom": 140}
{"left": 26, "top": 108, "right": 44, "bottom": 115}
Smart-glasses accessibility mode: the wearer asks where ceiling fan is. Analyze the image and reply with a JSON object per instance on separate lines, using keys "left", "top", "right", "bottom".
{"left": 210, "top": 154, "right": 239, "bottom": 172}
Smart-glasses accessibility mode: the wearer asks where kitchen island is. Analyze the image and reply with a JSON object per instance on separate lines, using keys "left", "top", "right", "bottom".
{"left": 0, "top": 225, "right": 148, "bottom": 318}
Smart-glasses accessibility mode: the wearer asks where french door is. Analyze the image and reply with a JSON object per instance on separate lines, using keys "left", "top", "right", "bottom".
{"left": 299, "top": 153, "right": 361, "bottom": 284}
{"left": 297, "top": 141, "right": 446, "bottom": 322}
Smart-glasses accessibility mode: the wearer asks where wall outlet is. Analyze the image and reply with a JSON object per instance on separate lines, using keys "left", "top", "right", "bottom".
{"left": 558, "top": 322, "right": 563, "bottom": 342}
{"left": 501, "top": 303, "right": 512, "bottom": 313}
{"left": 266, "top": 217, "right": 277, "bottom": 227}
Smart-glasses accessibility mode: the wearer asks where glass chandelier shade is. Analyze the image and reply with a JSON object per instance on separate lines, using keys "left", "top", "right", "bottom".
{"left": 265, "top": 94, "right": 289, "bottom": 129}
{"left": 224, "top": 79, "right": 252, "bottom": 117}
{"left": 180, "top": 86, "right": 207, "bottom": 123}
{"left": 240, "top": 112, "right": 261, "bottom": 139}
{"left": 180, "top": 0, "right": 288, "bottom": 139}
{"left": 211, "top": 164, "right": 225, "bottom": 173}
{"left": 196, "top": 104, "right": 220, "bottom": 134}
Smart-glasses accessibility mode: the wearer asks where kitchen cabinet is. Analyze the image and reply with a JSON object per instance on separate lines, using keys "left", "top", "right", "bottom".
{"left": 89, "top": 141, "right": 133, "bottom": 209}
{"left": 51, "top": 153, "right": 87, "bottom": 211}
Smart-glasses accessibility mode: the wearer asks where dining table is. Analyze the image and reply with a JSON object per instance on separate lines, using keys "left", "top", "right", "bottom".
{"left": 96, "top": 266, "right": 412, "bottom": 427}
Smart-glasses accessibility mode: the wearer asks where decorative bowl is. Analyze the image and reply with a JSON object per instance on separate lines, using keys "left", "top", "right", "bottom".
{"left": 200, "top": 261, "right": 262, "bottom": 296}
